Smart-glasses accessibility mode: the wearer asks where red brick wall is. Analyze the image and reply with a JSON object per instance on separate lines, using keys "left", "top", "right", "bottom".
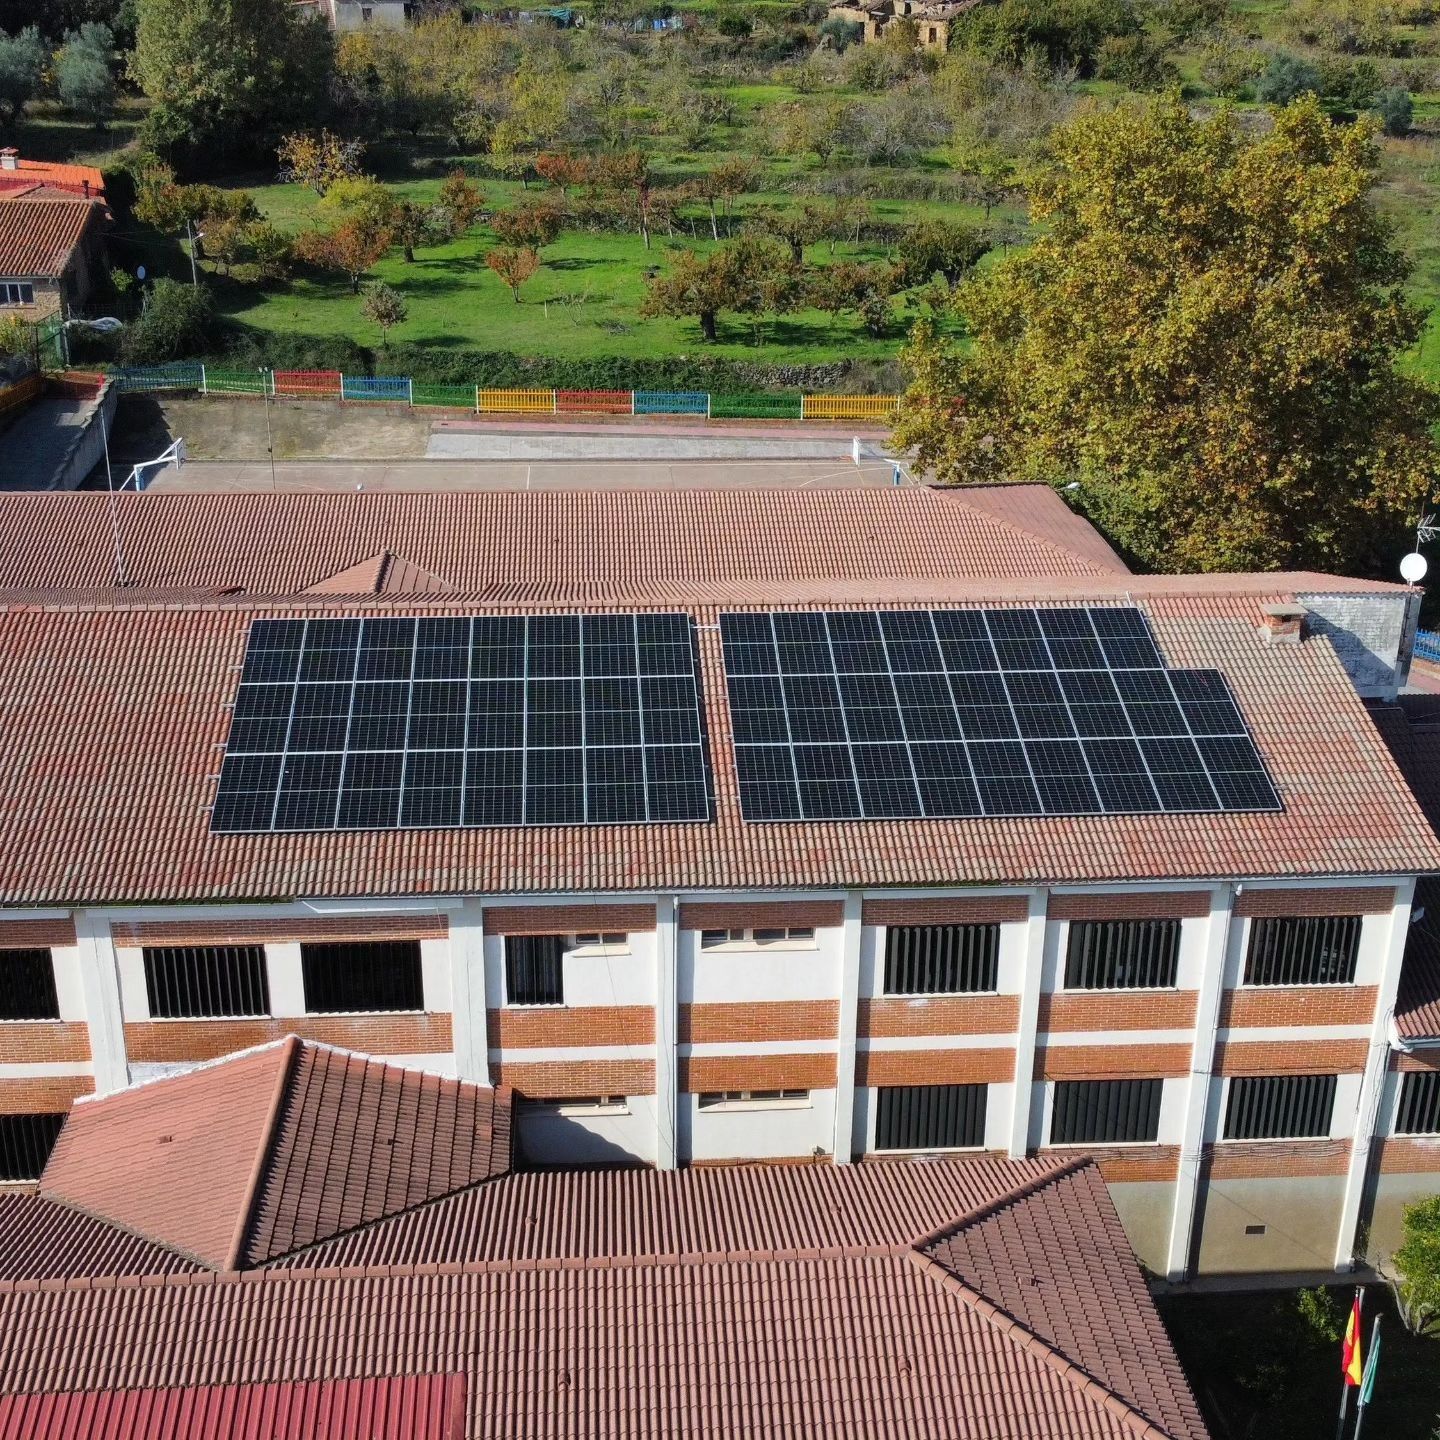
{"left": 1035, "top": 1043, "right": 1191, "bottom": 1080}
{"left": 123, "top": 1013, "right": 453, "bottom": 1063}
{"left": 1214, "top": 1038, "right": 1368, "bottom": 1076}
{"left": 1203, "top": 1138, "right": 1351, "bottom": 1179}
{"left": 1235, "top": 887, "right": 1393, "bottom": 918}
{"left": 1041, "top": 1144, "right": 1181, "bottom": 1182}
{"left": 680, "top": 1053, "right": 836, "bottom": 1092}
{"left": 862, "top": 896, "right": 1028, "bottom": 926}
{"left": 1049, "top": 891, "right": 1210, "bottom": 921}
{"left": 483, "top": 904, "right": 655, "bottom": 935}
{"left": 1375, "top": 1137, "right": 1440, "bottom": 1174}
{"left": 680, "top": 1001, "right": 838, "bottom": 1044}
{"left": 1039, "top": 991, "right": 1197, "bottom": 1032}
{"left": 857, "top": 1047, "right": 1014, "bottom": 1086}
{"left": 1220, "top": 987, "right": 1377, "bottom": 1029}
{"left": 1394, "top": 1052, "right": 1440, "bottom": 1074}
{"left": 486, "top": 1006, "right": 654, "bottom": 1050}
{"left": 860, "top": 994, "right": 1018, "bottom": 1038}
{"left": 0, "top": 918, "right": 76, "bottom": 948}
{"left": 679, "top": 901, "right": 843, "bottom": 931}
{"left": 493, "top": 1058, "right": 654, "bottom": 1097}
{"left": 110, "top": 915, "right": 447, "bottom": 946}
{"left": 0, "top": 1021, "right": 89, "bottom": 1064}
{"left": 0, "top": 1075, "right": 93, "bottom": 1113}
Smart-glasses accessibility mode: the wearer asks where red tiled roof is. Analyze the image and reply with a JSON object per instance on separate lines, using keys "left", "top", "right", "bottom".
{"left": 0, "top": 1193, "right": 201, "bottom": 1283}
{"left": 0, "top": 1375, "right": 465, "bottom": 1440}
{"left": 302, "top": 551, "right": 457, "bottom": 594}
{"left": 0, "top": 199, "right": 102, "bottom": 279}
{"left": 40, "top": 1038, "right": 513, "bottom": 1267}
{"left": 0, "top": 158, "right": 105, "bottom": 199}
{"left": 0, "top": 1156, "right": 1207, "bottom": 1440}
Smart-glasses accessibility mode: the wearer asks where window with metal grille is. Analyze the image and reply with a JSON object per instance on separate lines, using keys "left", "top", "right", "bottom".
{"left": 1064, "top": 920, "right": 1180, "bottom": 990}
{"left": 1050, "top": 1079, "right": 1163, "bottom": 1144}
{"left": 0, "top": 949, "right": 58, "bottom": 1020}
{"left": 505, "top": 935, "right": 564, "bottom": 1006}
{"left": 143, "top": 946, "right": 270, "bottom": 1019}
{"left": 1243, "top": 916, "right": 1361, "bottom": 987}
{"left": 1223, "top": 1074, "right": 1337, "bottom": 1140}
{"left": 0, "top": 1113, "right": 63, "bottom": 1181}
{"left": 299, "top": 941, "right": 423, "bottom": 1014}
{"left": 875, "top": 1084, "right": 988, "bottom": 1150}
{"left": 884, "top": 925, "right": 1000, "bottom": 995}
{"left": 1397, "top": 1071, "right": 1440, "bottom": 1135}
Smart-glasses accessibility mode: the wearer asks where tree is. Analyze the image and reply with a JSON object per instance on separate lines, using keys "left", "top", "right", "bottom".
{"left": 899, "top": 219, "right": 991, "bottom": 287}
{"left": 810, "top": 260, "right": 903, "bottom": 338}
{"left": 361, "top": 281, "right": 408, "bottom": 343}
{"left": 486, "top": 246, "right": 540, "bottom": 302}
{"left": 1375, "top": 87, "right": 1413, "bottom": 137}
{"left": 776, "top": 98, "right": 853, "bottom": 165}
{"left": 1391, "top": 1194, "right": 1440, "bottom": 1335}
{"left": 491, "top": 201, "right": 565, "bottom": 253}
{"left": 712, "top": 157, "right": 762, "bottom": 231}
{"left": 891, "top": 95, "right": 1440, "bottom": 574}
{"left": 753, "top": 206, "right": 823, "bottom": 265}
{"left": 0, "top": 27, "right": 45, "bottom": 125}
{"left": 535, "top": 152, "right": 586, "bottom": 195}
{"left": 294, "top": 216, "right": 393, "bottom": 293}
{"left": 598, "top": 150, "right": 657, "bottom": 250}
{"left": 434, "top": 170, "right": 485, "bottom": 238}
{"left": 277, "top": 130, "right": 365, "bottom": 196}
{"left": 391, "top": 201, "right": 429, "bottom": 264}
{"left": 246, "top": 223, "right": 293, "bottom": 283}
{"left": 642, "top": 236, "right": 798, "bottom": 343}
{"left": 121, "top": 277, "right": 214, "bottom": 364}
{"left": 1254, "top": 52, "right": 1321, "bottom": 104}
{"left": 56, "top": 23, "right": 116, "bottom": 127}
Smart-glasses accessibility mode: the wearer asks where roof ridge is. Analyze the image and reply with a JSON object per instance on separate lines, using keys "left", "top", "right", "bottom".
{"left": 943, "top": 487, "right": 1120, "bottom": 577}
{"left": 903, "top": 1247, "right": 1177, "bottom": 1440}
{"left": 906, "top": 1154, "right": 1095, "bottom": 1252}
{"left": 224, "top": 1034, "right": 301, "bottom": 1271}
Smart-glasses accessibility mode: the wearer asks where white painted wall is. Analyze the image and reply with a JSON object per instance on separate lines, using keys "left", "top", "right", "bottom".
{"left": 680, "top": 926, "right": 841, "bottom": 1005}
{"left": 681, "top": 1089, "right": 836, "bottom": 1162}
{"left": 483, "top": 931, "right": 657, "bottom": 1009}
{"left": 518, "top": 1099, "right": 659, "bottom": 1166}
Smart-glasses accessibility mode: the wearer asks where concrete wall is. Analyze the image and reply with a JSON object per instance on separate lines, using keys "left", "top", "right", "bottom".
{"left": 49, "top": 379, "right": 116, "bottom": 492}
{"left": 1196, "top": 1175, "right": 1348, "bottom": 1273}
{"left": 1299, "top": 591, "right": 1419, "bottom": 699}
{"left": 1108, "top": 1180, "right": 1175, "bottom": 1276}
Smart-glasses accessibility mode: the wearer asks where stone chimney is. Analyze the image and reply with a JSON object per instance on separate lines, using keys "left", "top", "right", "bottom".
{"left": 1259, "top": 603, "right": 1306, "bottom": 646}
{"left": 0, "top": 149, "right": 17, "bottom": 172}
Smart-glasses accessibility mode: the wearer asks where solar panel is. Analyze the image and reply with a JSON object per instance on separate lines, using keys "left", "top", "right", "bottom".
{"left": 719, "top": 607, "right": 1280, "bottom": 822}
{"left": 212, "top": 615, "right": 712, "bottom": 833}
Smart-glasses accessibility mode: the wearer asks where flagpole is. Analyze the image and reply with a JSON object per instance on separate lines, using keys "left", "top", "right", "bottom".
{"left": 1352, "top": 1317, "right": 1382, "bottom": 1440}
{"left": 1336, "top": 1286, "right": 1363, "bottom": 1440}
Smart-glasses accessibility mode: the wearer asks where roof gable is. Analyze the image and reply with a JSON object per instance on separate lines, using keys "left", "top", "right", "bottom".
{"left": 301, "top": 550, "right": 456, "bottom": 595}
{"left": 0, "top": 198, "right": 101, "bottom": 278}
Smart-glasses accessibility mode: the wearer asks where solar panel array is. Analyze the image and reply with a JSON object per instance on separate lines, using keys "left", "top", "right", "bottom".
{"left": 211, "top": 615, "right": 711, "bottom": 833}
{"left": 719, "top": 607, "right": 1280, "bottom": 822}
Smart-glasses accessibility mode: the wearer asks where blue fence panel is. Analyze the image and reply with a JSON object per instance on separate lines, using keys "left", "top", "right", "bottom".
{"left": 111, "top": 365, "right": 204, "bottom": 393}
{"left": 341, "top": 374, "right": 410, "bottom": 403}
{"left": 1416, "top": 629, "right": 1440, "bottom": 664}
{"left": 633, "top": 390, "right": 708, "bottom": 416}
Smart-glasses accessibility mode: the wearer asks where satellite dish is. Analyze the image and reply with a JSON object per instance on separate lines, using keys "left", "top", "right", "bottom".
{"left": 1400, "top": 552, "right": 1428, "bottom": 584}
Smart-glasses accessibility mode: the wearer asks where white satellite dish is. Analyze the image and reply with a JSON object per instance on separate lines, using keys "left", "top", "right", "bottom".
{"left": 136, "top": 264, "right": 146, "bottom": 281}
{"left": 1400, "top": 552, "right": 1428, "bottom": 584}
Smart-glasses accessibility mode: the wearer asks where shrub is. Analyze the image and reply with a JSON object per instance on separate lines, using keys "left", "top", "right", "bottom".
{"left": 1318, "top": 54, "right": 1382, "bottom": 105}
{"left": 952, "top": 0, "right": 1141, "bottom": 76}
{"left": 1096, "top": 31, "right": 1179, "bottom": 88}
{"left": 1200, "top": 35, "right": 1266, "bottom": 96}
{"left": 121, "top": 278, "right": 214, "bottom": 364}
{"left": 1254, "top": 52, "right": 1322, "bottom": 103}
{"left": 1374, "top": 85, "right": 1414, "bottom": 134}
{"left": 819, "top": 16, "right": 863, "bottom": 49}
{"left": 716, "top": 9, "right": 753, "bottom": 37}
{"left": 56, "top": 23, "right": 116, "bottom": 127}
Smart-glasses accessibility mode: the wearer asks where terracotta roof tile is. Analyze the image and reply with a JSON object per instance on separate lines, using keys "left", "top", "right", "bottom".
{"left": 0, "top": 158, "right": 105, "bottom": 199}
{"left": 0, "top": 199, "right": 102, "bottom": 278}
{"left": 0, "top": 1193, "right": 201, "bottom": 1283}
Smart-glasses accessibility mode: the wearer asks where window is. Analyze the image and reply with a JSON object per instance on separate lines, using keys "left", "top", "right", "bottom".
{"left": 0, "top": 1113, "right": 64, "bottom": 1181}
{"left": 505, "top": 935, "right": 564, "bottom": 1006}
{"left": 520, "top": 1095, "right": 628, "bottom": 1115}
{"left": 875, "top": 1084, "right": 987, "bottom": 1150}
{"left": 568, "top": 932, "right": 628, "bottom": 955}
{"left": 1050, "top": 1079, "right": 1162, "bottom": 1145}
{"left": 697, "top": 1089, "right": 809, "bottom": 1110}
{"left": 1064, "top": 919, "right": 1179, "bottom": 990}
{"left": 143, "top": 946, "right": 269, "bottom": 1019}
{"left": 1396, "top": 1071, "right": 1440, "bottom": 1136}
{"left": 0, "top": 281, "right": 34, "bottom": 307}
{"left": 884, "top": 925, "right": 999, "bottom": 995}
{"left": 299, "top": 940, "right": 423, "bottom": 1014}
{"left": 1244, "top": 915, "right": 1361, "bottom": 987}
{"left": 699, "top": 927, "right": 815, "bottom": 949}
{"left": 1223, "top": 1073, "right": 1337, "bottom": 1140}
{"left": 0, "top": 949, "right": 58, "bottom": 1021}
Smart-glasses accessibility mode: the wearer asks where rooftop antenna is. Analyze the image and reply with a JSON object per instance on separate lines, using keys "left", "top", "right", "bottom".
{"left": 1401, "top": 509, "right": 1435, "bottom": 587}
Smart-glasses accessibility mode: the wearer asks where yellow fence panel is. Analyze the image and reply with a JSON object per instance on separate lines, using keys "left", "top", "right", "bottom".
{"left": 800, "top": 393, "right": 899, "bottom": 421}
{"left": 0, "top": 373, "right": 44, "bottom": 419}
{"left": 477, "top": 387, "right": 556, "bottom": 414}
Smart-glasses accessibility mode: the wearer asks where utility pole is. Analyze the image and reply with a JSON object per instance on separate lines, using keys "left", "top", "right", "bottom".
{"left": 186, "top": 218, "right": 199, "bottom": 287}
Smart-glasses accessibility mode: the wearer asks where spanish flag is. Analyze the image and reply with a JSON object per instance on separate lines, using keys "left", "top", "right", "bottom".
{"left": 1342, "top": 1291, "right": 1365, "bottom": 1387}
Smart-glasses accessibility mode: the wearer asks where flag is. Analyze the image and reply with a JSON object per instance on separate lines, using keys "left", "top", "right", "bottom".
{"left": 1359, "top": 1329, "right": 1381, "bottom": 1408}
{"left": 1342, "top": 1292, "right": 1364, "bottom": 1387}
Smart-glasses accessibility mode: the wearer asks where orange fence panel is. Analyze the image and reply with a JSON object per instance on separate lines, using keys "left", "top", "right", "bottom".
{"left": 272, "top": 369, "right": 341, "bottom": 398}
{"left": 555, "top": 389, "right": 632, "bottom": 415}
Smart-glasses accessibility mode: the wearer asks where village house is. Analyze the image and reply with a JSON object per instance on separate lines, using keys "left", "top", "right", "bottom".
{"left": 0, "top": 195, "right": 108, "bottom": 322}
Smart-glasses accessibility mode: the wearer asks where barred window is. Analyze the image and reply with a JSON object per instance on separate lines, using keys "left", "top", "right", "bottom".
{"left": 300, "top": 941, "right": 423, "bottom": 1014}
{"left": 875, "top": 1084, "right": 988, "bottom": 1150}
{"left": 1050, "top": 1079, "right": 1162, "bottom": 1145}
{"left": 0, "top": 949, "right": 58, "bottom": 1021}
{"left": 505, "top": 935, "right": 565, "bottom": 1006}
{"left": 1244, "top": 916, "right": 1361, "bottom": 987}
{"left": 143, "top": 946, "right": 270, "bottom": 1019}
{"left": 0, "top": 1113, "right": 64, "bottom": 1181}
{"left": 1064, "top": 920, "right": 1180, "bottom": 990}
{"left": 884, "top": 925, "right": 999, "bottom": 995}
{"left": 1397, "top": 1071, "right": 1440, "bottom": 1136}
{"left": 1224, "top": 1074, "right": 1337, "bottom": 1140}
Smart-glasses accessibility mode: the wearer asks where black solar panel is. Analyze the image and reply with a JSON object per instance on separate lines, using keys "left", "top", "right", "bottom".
{"left": 719, "top": 607, "right": 1280, "bottom": 822}
{"left": 212, "top": 615, "right": 711, "bottom": 833}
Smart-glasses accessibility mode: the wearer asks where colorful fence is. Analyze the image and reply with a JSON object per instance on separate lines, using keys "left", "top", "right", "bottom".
{"left": 98, "top": 366, "right": 898, "bottom": 423}
{"left": 0, "top": 373, "right": 44, "bottom": 421}
{"left": 1416, "top": 629, "right": 1440, "bottom": 665}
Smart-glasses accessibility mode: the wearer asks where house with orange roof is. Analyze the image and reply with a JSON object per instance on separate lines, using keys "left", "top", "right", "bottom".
{"left": 0, "top": 195, "right": 107, "bottom": 321}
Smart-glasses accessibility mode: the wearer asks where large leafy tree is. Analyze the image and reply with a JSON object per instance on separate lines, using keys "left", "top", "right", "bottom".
{"left": 893, "top": 95, "right": 1440, "bottom": 573}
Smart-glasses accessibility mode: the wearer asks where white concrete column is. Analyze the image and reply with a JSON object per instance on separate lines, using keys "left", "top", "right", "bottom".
{"left": 266, "top": 942, "right": 306, "bottom": 1018}
{"left": 1008, "top": 889, "right": 1047, "bottom": 1158}
{"left": 1335, "top": 875, "right": 1415, "bottom": 1271}
{"left": 73, "top": 910, "right": 128, "bottom": 1095}
{"left": 832, "top": 891, "right": 863, "bottom": 1164}
{"left": 448, "top": 900, "right": 490, "bottom": 1086}
{"left": 654, "top": 895, "right": 679, "bottom": 1170}
{"left": 1165, "top": 883, "right": 1233, "bottom": 1281}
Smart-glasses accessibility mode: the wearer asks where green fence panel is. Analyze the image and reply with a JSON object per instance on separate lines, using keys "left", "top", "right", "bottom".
{"left": 203, "top": 369, "right": 269, "bottom": 396}
{"left": 709, "top": 391, "right": 803, "bottom": 420}
{"left": 411, "top": 383, "right": 477, "bottom": 410}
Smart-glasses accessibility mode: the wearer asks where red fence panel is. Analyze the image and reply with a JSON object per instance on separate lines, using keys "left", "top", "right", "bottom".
{"left": 555, "top": 388, "right": 631, "bottom": 416}
{"left": 272, "top": 369, "right": 341, "bottom": 398}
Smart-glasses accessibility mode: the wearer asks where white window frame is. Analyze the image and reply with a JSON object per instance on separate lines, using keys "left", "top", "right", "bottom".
{"left": 0, "top": 280, "right": 34, "bottom": 307}
{"left": 520, "top": 1095, "right": 629, "bottom": 1116}
{"left": 565, "top": 932, "right": 630, "bottom": 957}
{"left": 698, "top": 927, "right": 816, "bottom": 952}
{"left": 696, "top": 1089, "right": 811, "bottom": 1112}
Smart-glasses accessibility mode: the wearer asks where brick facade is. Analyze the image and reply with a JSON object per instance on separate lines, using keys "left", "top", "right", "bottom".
{"left": 486, "top": 1006, "right": 654, "bottom": 1050}
{"left": 857, "top": 1047, "right": 1015, "bottom": 1087}
{"left": 1374, "top": 1137, "right": 1440, "bottom": 1174}
{"left": 1039, "top": 991, "right": 1197, "bottom": 1032}
{"left": 679, "top": 1053, "right": 837, "bottom": 1092}
{"left": 1213, "top": 1038, "right": 1368, "bottom": 1076}
{"left": 110, "top": 915, "right": 447, "bottom": 947}
{"left": 679, "top": 901, "right": 843, "bottom": 931}
{"left": 1235, "top": 887, "right": 1393, "bottom": 918}
{"left": 1040, "top": 1144, "right": 1181, "bottom": 1183}
{"left": 1048, "top": 891, "right": 1211, "bottom": 921}
{"left": 1219, "top": 986, "right": 1377, "bottom": 1029}
{"left": 0, "top": 1075, "right": 93, "bottom": 1113}
{"left": 1035, "top": 1043, "right": 1191, "bottom": 1080}
{"left": 1203, "top": 1138, "right": 1352, "bottom": 1179}
{"left": 859, "top": 994, "right": 1019, "bottom": 1038}
{"left": 0, "top": 1021, "right": 89, "bottom": 1064}
{"left": 1394, "top": 1051, "right": 1440, "bottom": 1074}
{"left": 0, "top": 918, "right": 76, "bottom": 948}
{"left": 123, "top": 1013, "right": 454, "bottom": 1063}
{"left": 861, "top": 896, "right": 1028, "bottom": 926}
{"left": 492, "top": 1058, "right": 655, "bottom": 1097}
{"left": 482, "top": 904, "right": 655, "bottom": 935}
{"left": 679, "top": 1001, "right": 838, "bottom": 1044}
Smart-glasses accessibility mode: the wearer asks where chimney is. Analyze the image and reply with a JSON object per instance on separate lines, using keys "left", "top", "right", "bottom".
{"left": 1259, "top": 603, "right": 1306, "bottom": 646}
{"left": 0, "top": 149, "right": 17, "bottom": 172}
